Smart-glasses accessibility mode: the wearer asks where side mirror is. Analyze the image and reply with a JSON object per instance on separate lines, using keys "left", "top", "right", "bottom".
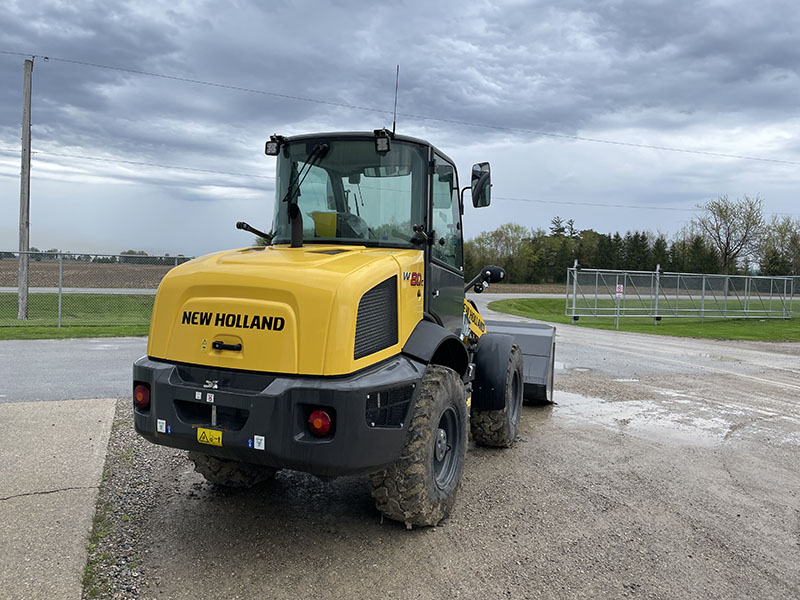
{"left": 464, "top": 264, "right": 506, "bottom": 293}
{"left": 482, "top": 265, "right": 505, "bottom": 283}
{"left": 471, "top": 162, "right": 491, "bottom": 208}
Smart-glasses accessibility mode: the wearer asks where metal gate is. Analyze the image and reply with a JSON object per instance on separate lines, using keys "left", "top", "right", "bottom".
{"left": 566, "top": 265, "right": 795, "bottom": 327}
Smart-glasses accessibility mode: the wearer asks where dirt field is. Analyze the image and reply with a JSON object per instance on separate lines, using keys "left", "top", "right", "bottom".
{"left": 0, "top": 259, "right": 178, "bottom": 289}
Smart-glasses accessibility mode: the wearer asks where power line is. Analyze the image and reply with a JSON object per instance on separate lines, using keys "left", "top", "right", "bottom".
{"left": 3, "top": 49, "right": 800, "bottom": 167}
{"left": 1, "top": 147, "right": 798, "bottom": 216}
{"left": 0, "top": 147, "right": 274, "bottom": 179}
{"left": 0, "top": 50, "right": 388, "bottom": 115}
{"left": 494, "top": 196, "right": 699, "bottom": 212}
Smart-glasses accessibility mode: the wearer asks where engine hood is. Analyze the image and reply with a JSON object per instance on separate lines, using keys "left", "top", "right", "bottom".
{"left": 146, "top": 244, "right": 425, "bottom": 376}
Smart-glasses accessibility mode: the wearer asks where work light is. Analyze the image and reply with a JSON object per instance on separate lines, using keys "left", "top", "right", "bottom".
{"left": 374, "top": 128, "right": 391, "bottom": 154}
{"left": 265, "top": 134, "right": 285, "bottom": 156}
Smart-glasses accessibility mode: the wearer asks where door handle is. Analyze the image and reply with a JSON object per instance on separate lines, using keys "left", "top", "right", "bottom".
{"left": 212, "top": 341, "right": 242, "bottom": 352}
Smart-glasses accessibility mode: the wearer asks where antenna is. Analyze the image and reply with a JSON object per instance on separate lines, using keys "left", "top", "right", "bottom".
{"left": 392, "top": 65, "right": 399, "bottom": 135}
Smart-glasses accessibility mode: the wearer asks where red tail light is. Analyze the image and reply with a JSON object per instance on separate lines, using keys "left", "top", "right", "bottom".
{"left": 133, "top": 383, "right": 151, "bottom": 410}
{"left": 308, "top": 409, "right": 332, "bottom": 437}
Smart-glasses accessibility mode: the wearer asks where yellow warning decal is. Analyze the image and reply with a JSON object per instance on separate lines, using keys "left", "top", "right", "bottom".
{"left": 197, "top": 427, "right": 222, "bottom": 447}
{"left": 463, "top": 300, "right": 486, "bottom": 339}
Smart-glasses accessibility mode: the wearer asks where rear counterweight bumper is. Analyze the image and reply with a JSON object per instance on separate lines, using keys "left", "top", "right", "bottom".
{"left": 133, "top": 355, "right": 425, "bottom": 477}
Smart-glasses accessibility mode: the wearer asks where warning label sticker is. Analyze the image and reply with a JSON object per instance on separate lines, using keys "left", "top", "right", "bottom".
{"left": 197, "top": 427, "right": 223, "bottom": 447}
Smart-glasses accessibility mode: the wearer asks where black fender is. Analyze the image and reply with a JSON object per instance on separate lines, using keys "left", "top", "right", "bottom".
{"left": 402, "top": 320, "right": 469, "bottom": 378}
{"left": 472, "top": 333, "right": 515, "bottom": 411}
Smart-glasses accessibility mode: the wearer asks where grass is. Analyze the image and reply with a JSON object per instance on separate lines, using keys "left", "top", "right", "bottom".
{"left": 0, "top": 324, "right": 149, "bottom": 340}
{"left": 489, "top": 297, "right": 800, "bottom": 342}
{"left": 0, "top": 292, "right": 152, "bottom": 339}
{"left": 82, "top": 500, "right": 113, "bottom": 599}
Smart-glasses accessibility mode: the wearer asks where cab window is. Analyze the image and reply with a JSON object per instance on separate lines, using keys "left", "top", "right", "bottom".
{"left": 431, "top": 155, "right": 462, "bottom": 269}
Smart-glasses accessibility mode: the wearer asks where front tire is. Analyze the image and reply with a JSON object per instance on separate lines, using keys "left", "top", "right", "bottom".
{"left": 369, "top": 365, "right": 468, "bottom": 528}
{"left": 470, "top": 344, "right": 523, "bottom": 447}
{"left": 188, "top": 452, "right": 277, "bottom": 487}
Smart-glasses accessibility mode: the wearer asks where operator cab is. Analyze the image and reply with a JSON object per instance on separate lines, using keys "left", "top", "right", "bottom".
{"left": 264, "top": 130, "right": 492, "bottom": 332}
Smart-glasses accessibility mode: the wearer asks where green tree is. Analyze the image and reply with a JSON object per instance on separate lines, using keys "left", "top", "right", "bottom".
{"left": 549, "top": 216, "right": 566, "bottom": 237}
{"left": 758, "top": 215, "right": 798, "bottom": 275}
{"left": 594, "top": 234, "right": 614, "bottom": 269}
{"left": 610, "top": 233, "right": 624, "bottom": 269}
{"left": 576, "top": 229, "right": 602, "bottom": 268}
{"left": 566, "top": 218, "right": 579, "bottom": 239}
{"left": 622, "top": 231, "right": 650, "bottom": 271}
{"left": 686, "top": 235, "right": 720, "bottom": 273}
{"left": 760, "top": 246, "right": 791, "bottom": 275}
{"left": 464, "top": 223, "right": 535, "bottom": 282}
{"left": 692, "top": 195, "right": 764, "bottom": 274}
{"left": 651, "top": 235, "right": 669, "bottom": 269}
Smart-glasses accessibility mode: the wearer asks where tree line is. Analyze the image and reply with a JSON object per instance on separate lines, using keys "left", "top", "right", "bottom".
{"left": 465, "top": 195, "right": 800, "bottom": 283}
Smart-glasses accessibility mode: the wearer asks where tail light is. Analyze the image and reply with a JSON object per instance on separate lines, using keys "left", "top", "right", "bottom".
{"left": 133, "top": 383, "right": 151, "bottom": 410}
{"left": 307, "top": 409, "right": 332, "bottom": 437}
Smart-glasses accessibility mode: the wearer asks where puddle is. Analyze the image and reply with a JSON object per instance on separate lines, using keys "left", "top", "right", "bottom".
{"left": 553, "top": 391, "right": 731, "bottom": 447}
{"left": 613, "top": 378, "right": 639, "bottom": 382}
{"left": 656, "top": 389, "right": 691, "bottom": 398}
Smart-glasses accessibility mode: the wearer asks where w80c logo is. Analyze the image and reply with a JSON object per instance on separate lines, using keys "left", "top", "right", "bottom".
{"left": 403, "top": 272, "right": 424, "bottom": 286}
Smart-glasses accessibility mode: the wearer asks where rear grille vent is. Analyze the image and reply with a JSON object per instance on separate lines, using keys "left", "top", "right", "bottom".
{"left": 366, "top": 385, "right": 415, "bottom": 428}
{"left": 174, "top": 364, "right": 274, "bottom": 393}
{"left": 174, "top": 400, "right": 249, "bottom": 431}
{"left": 354, "top": 276, "right": 398, "bottom": 360}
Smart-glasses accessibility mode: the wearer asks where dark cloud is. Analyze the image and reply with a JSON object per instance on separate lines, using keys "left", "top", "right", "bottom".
{"left": 1, "top": 0, "right": 799, "bottom": 254}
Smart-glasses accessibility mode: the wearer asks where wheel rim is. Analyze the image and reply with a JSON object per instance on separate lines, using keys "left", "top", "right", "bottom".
{"left": 433, "top": 406, "right": 461, "bottom": 490}
{"left": 509, "top": 368, "right": 522, "bottom": 423}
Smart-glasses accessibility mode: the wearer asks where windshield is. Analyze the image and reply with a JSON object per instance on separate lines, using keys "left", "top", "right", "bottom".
{"left": 271, "top": 138, "right": 427, "bottom": 246}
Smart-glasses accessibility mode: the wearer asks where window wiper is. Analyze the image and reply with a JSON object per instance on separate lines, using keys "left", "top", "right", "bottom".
{"left": 282, "top": 142, "right": 330, "bottom": 248}
{"left": 281, "top": 143, "right": 330, "bottom": 204}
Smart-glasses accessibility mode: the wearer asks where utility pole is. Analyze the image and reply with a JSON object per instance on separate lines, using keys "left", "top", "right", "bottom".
{"left": 17, "top": 58, "right": 33, "bottom": 320}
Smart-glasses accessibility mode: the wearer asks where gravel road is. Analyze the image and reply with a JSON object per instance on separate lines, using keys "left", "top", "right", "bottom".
{"left": 85, "top": 304, "right": 800, "bottom": 599}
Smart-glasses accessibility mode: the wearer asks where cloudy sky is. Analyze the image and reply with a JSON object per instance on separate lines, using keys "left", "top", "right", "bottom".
{"left": 1, "top": 0, "right": 799, "bottom": 256}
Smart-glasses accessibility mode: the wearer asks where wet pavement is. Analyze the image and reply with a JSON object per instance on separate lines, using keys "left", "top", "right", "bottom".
{"left": 84, "top": 308, "right": 800, "bottom": 599}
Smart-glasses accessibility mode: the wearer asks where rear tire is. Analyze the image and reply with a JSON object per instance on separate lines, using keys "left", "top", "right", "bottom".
{"left": 369, "top": 365, "right": 468, "bottom": 528}
{"left": 470, "top": 344, "right": 523, "bottom": 447}
{"left": 188, "top": 452, "right": 277, "bottom": 487}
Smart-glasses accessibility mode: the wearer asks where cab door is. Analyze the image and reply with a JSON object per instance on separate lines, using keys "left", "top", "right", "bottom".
{"left": 428, "top": 152, "right": 464, "bottom": 334}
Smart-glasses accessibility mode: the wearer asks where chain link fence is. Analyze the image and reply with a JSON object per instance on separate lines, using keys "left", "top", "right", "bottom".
{"left": 1, "top": 251, "right": 193, "bottom": 327}
{"left": 566, "top": 265, "right": 798, "bottom": 328}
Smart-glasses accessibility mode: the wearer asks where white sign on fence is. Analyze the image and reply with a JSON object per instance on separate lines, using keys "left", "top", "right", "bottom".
{"left": 616, "top": 284, "right": 624, "bottom": 298}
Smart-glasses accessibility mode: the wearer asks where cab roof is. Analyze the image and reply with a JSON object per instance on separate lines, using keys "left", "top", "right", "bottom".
{"left": 279, "top": 131, "right": 456, "bottom": 166}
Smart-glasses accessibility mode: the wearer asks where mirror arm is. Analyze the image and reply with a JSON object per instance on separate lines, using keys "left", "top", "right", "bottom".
{"left": 236, "top": 221, "right": 273, "bottom": 243}
{"left": 459, "top": 185, "right": 470, "bottom": 215}
{"left": 464, "top": 264, "right": 506, "bottom": 292}
{"left": 464, "top": 272, "right": 485, "bottom": 292}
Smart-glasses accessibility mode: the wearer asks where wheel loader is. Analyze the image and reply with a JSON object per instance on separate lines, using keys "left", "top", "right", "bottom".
{"left": 133, "top": 129, "right": 555, "bottom": 527}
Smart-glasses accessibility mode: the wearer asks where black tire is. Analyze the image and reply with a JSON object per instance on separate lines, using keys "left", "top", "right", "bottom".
{"left": 369, "top": 365, "right": 468, "bottom": 528}
{"left": 470, "top": 344, "right": 523, "bottom": 448}
{"left": 188, "top": 452, "right": 277, "bottom": 488}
